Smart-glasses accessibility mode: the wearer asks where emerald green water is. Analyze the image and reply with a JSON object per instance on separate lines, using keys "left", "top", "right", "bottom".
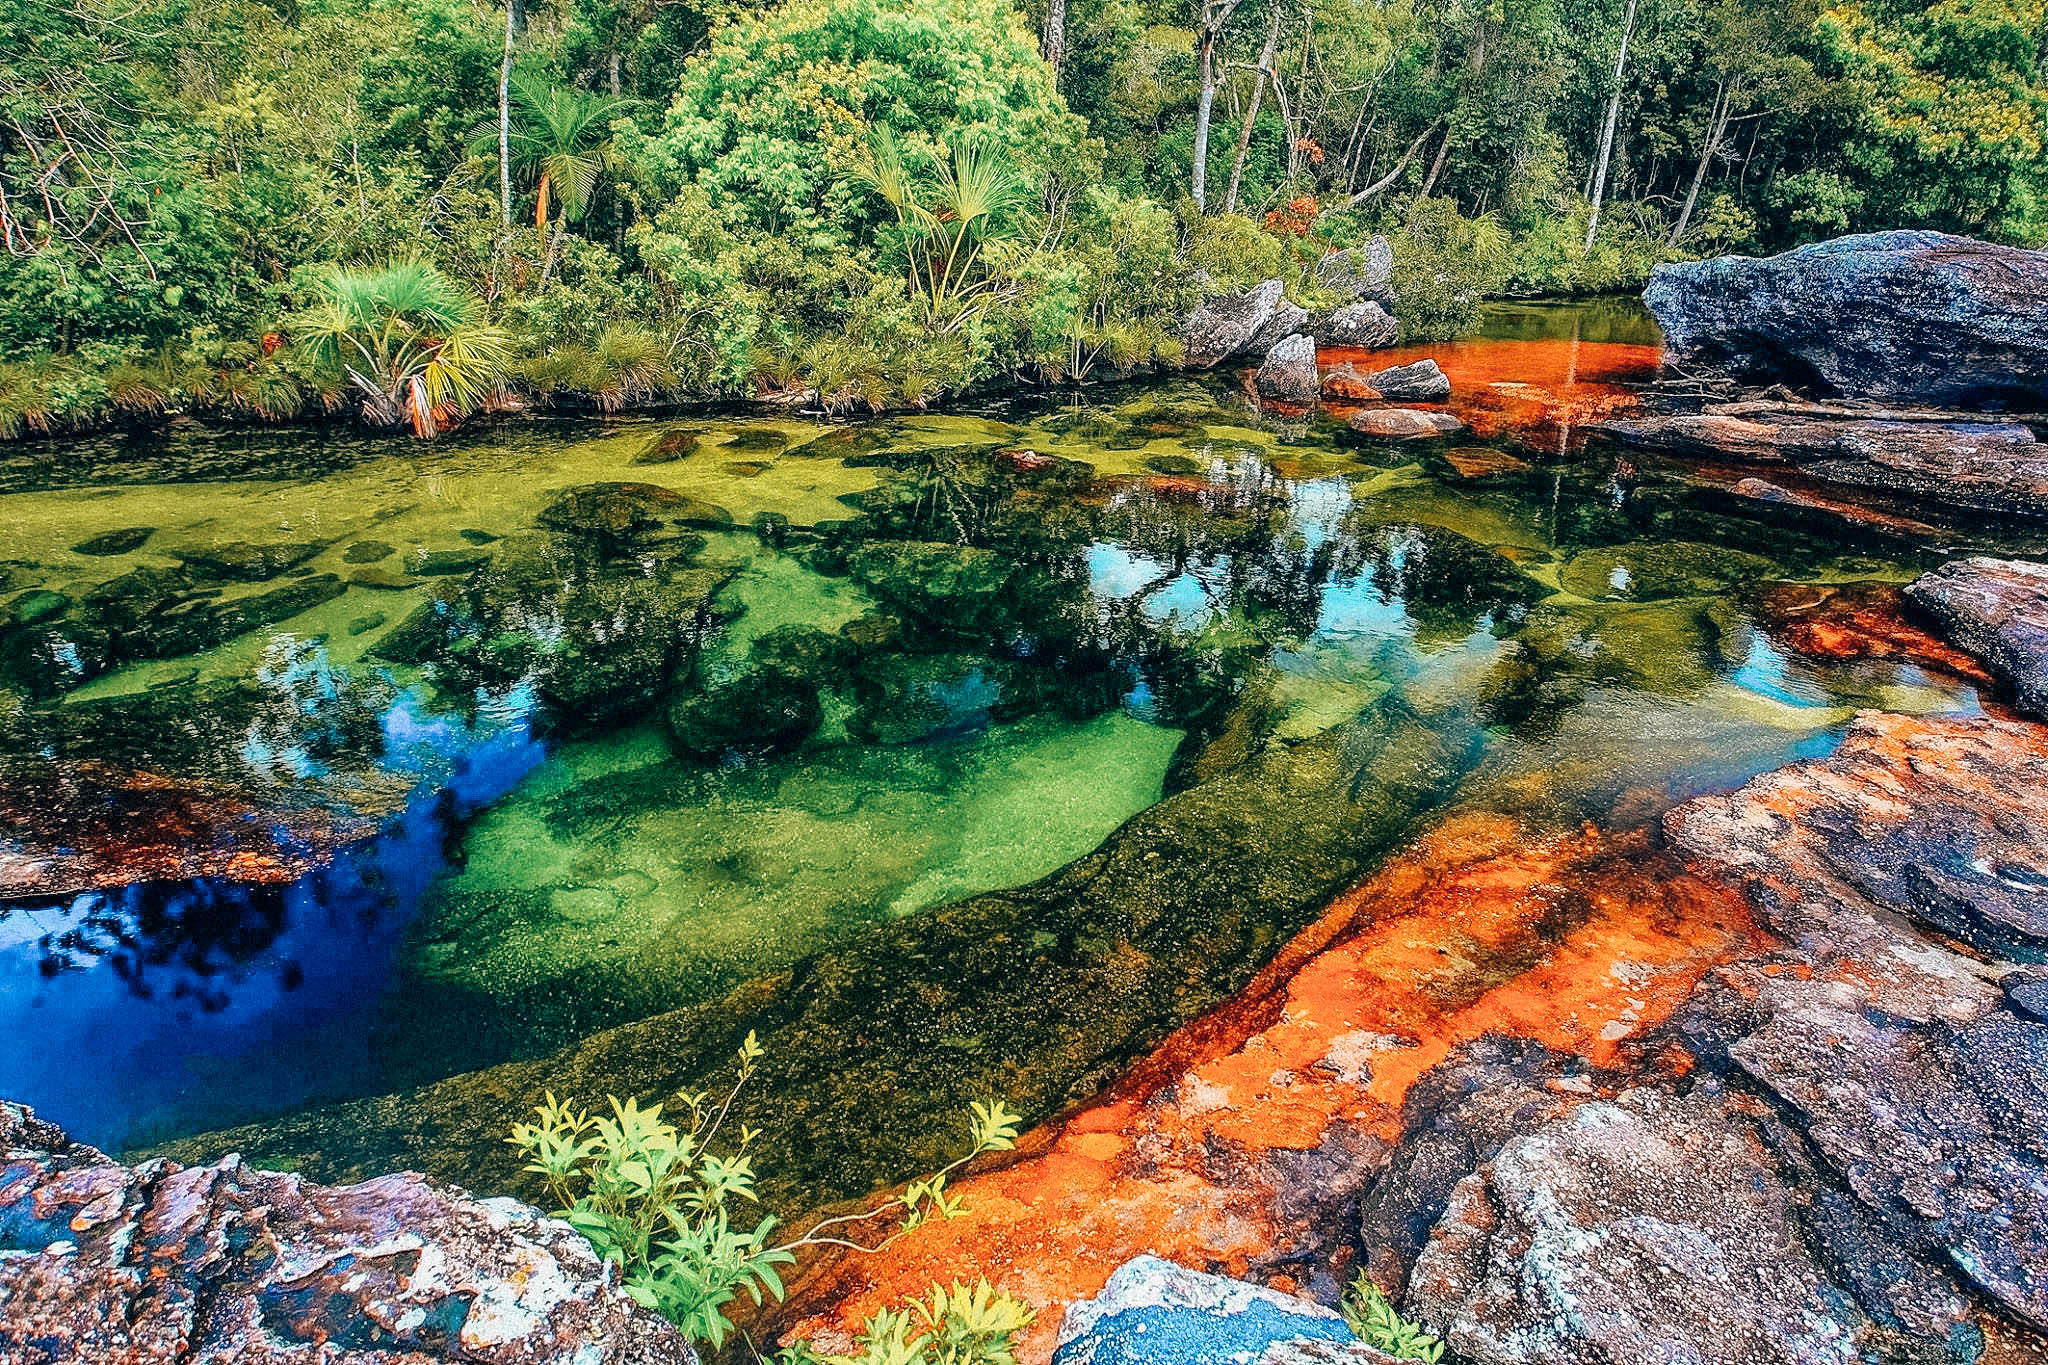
{"left": 0, "top": 304, "right": 2005, "bottom": 1204}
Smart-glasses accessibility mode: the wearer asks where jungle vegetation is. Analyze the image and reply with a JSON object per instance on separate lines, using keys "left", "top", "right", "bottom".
{"left": 1, "top": 0, "right": 2044, "bottom": 434}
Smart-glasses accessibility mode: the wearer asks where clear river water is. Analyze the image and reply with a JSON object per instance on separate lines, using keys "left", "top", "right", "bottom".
{"left": 0, "top": 300, "right": 2006, "bottom": 1204}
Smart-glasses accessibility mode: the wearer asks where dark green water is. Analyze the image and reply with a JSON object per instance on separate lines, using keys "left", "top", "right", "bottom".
{"left": 0, "top": 305, "right": 1995, "bottom": 1204}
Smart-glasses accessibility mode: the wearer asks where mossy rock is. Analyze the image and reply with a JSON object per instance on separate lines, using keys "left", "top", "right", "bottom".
{"left": 721, "top": 428, "right": 790, "bottom": 454}
{"left": 848, "top": 652, "right": 1008, "bottom": 745}
{"left": 72, "top": 527, "right": 154, "bottom": 556}
{"left": 1559, "top": 541, "right": 1779, "bottom": 603}
{"left": 792, "top": 425, "right": 898, "bottom": 459}
{"left": 749, "top": 624, "right": 856, "bottom": 684}
{"left": 169, "top": 540, "right": 327, "bottom": 582}
{"left": 841, "top": 540, "right": 1021, "bottom": 635}
{"left": 404, "top": 547, "right": 492, "bottom": 576}
{"left": 666, "top": 666, "right": 823, "bottom": 761}
{"left": 343, "top": 541, "right": 395, "bottom": 564}
{"left": 9, "top": 589, "right": 68, "bottom": 626}
{"left": 458, "top": 528, "right": 501, "bottom": 545}
{"left": 1144, "top": 454, "right": 1205, "bottom": 476}
{"left": 633, "top": 430, "right": 702, "bottom": 465}
{"left": 536, "top": 482, "right": 689, "bottom": 540}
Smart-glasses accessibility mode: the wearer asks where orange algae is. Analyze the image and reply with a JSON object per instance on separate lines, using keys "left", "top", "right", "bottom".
{"left": 1320, "top": 337, "right": 1659, "bottom": 450}
{"left": 778, "top": 812, "right": 1765, "bottom": 1363}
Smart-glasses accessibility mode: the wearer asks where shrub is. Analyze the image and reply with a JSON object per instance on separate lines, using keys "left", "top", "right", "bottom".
{"left": 779, "top": 1279, "right": 1034, "bottom": 1365}
{"left": 1383, "top": 197, "right": 1511, "bottom": 340}
{"left": 510, "top": 1031, "right": 1023, "bottom": 1349}
{"left": 1341, "top": 1273, "right": 1443, "bottom": 1363}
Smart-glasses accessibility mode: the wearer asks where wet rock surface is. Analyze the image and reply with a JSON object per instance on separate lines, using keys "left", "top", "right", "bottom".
{"left": 1345, "top": 408, "right": 1464, "bottom": 440}
{"left": 1905, "top": 557, "right": 2048, "bottom": 716}
{"left": 1646, "top": 230, "right": 2048, "bottom": 407}
{"left": 1360, "top": 359, "right": 1450, "bottom": 402}
{"left": 0, "top": 1100, "right": 689, "bottom": 1364}
{"left": 1595, "top": 408, "right": 2048, "bottom": 519}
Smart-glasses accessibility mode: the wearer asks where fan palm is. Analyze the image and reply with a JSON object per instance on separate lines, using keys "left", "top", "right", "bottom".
{"left": 853, "top": 130, "right": 1030, "bottom": 332}
{"left": 473, "top": 74, "right": 633, "bottom": 280}
{"left": 291, "top": 261, "right": 513, "bottom": 438}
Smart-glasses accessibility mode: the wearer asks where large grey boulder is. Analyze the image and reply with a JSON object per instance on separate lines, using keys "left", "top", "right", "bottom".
{"left": 1255, "top": 334, "right": 1320, "bottom": 406}
{"left": 1363, "top": 359, "right": 1450, "bottom": 402}
{"left": 1905, "top": 556, "right": 2048, "bottom": 718}
{"left": 1245, "top": 298, "right": 1313, "bottom": 360}
{"left": 1644, "top": 230, "right": 2048, "bottom": 407}
{"left": 0, "top": 1101, "right": 691, "bottom": 1364}
{"left": 1182, "top": 279, "right": 1285, "bottom": 369}
{"left": 1316, "top": 238, "right": 1394, "bottom": 308}
{"left": 1312, "top": 302, "right": 1398, "bottom": 350}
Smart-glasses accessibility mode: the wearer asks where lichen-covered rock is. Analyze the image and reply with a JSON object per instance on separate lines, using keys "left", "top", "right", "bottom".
{"left": 1312, "top": 303, "right": 1398, "bottom": 350}
{"left": 1644, "top": 230, "right": 2048, "bottom": 406}
{"left": 1665, "top": 712, "right": 2048, "bottom": 1331}
{"left": 0, "top": 1100, "right": 689, "bottom": 1365}
{"left": 666, "top": 665, "right": 823, "bottom": 760}
{"left": 1905, "top": 556, "right": 2048, "bottom": 717}
{"left": 1360, "top": 360, "right": 1449, "bottom": 402}
{"left": 1246, "top": 301, "right": 1313, "bottom": 361}
{"left": 168, "top": 539, "right": 328, "bottom": 582}
{"left": 1054, "top": 1257, "right": 1398, "bottom": 1365}
{"left": 1315, "top": 239, "right": 1394, "bottom": 308}
{"left": 1345, "top": 409, "right": 1463, "bottom": 441}
{"left": 1255, "top": 335, "right": 1319, "bottom": 406}
{"left": 1406, "top": 1088, "right": 1894, "bottom": 1365}
{"left": 1182, "top": 280, "right": 1285, "bottom": 370}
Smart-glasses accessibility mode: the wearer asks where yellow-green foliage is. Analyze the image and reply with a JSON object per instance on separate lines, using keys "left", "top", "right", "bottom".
{"left": 780, "top": 1280, "right": 1035, "bottom": 1365}
{"left": 1341, "top": 1274, "right": 1443, "bottom": 1363}
{"left": 510, "top": 1031, "right": 1022, "bottom": 1348}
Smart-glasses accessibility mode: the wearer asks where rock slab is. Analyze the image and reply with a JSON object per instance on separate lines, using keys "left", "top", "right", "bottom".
{"left": 1645, "top": 230, "right": 2048, "bottom": 406}
{"left": 1182, "top": 280, "right": 1285, "bottom": 370}
{"left": 1906, "top": 556, "right": 2048, "bottom": 717}
{"left": 1362, "top": 359, "right": 1450, "bottom": 402}
{"left": 0, "top": 1101, "right": 690, "bottom": 1364}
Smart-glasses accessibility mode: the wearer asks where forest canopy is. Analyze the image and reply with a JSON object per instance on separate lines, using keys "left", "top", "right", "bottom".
{"left": 1, "top": 0, "right": 2044, "bottom": 433}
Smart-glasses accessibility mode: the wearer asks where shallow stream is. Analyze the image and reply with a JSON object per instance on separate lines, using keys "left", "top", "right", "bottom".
{"left": 0, "top": 301, "right": 2004, "bottom": 1203}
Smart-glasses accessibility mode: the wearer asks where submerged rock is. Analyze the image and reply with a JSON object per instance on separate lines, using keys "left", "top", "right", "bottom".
{"left": 1645, "top": 230, "right": 2048, "bottom": 406}
{"left": 1904, "top": 556, "right": 2048, "bottom": 717}
{"left": 666, "top": 666, "right": 823, "bottom": 760}
{"left": 0, "top": 1100, "right": 689, "bottom": 1364}
{"left": 71, "top": 526, "right": 154, "bottom": 556}
{"left": 1255, "top": 335, "right": 1320, "bottom": 407}
{"left": 1183, "top": 280, "right": 1285, "bottom": 370}
{"left": 1345, "top": 409, "right": 1463, "bottom": 441}
{"left": 168, "top": 539, "right": 327, "bottom": 582}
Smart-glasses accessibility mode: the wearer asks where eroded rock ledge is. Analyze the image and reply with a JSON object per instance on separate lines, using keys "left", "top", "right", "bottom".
{"left": 0, "top": 1101, "right": 691, "bottom": 1364}
{"left": 780, "top": 561, "right": 2048, "bottom": 1365}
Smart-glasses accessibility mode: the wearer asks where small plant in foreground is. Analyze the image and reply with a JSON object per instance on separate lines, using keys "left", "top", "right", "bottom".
{"left": 1342, "top": 1273, "right": 1444, "bottom": 1363}
{"left": 777, "top": 1278, "right": 1034, "bottom": 1365}
{"left": 509, "top": 1031, "right": 1022, "bottom": 1349}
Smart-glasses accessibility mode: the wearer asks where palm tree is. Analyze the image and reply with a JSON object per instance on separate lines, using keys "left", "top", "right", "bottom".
{"left": 474, "top": 74, "right": 633, "bottom": 284}
{"left": 853, "top": 131, "right": 1029, "bottom": 332}
{"left": 291, "top": 261, "right": 514, "bottom": 438}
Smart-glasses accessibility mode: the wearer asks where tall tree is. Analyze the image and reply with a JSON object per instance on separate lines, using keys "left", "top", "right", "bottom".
{"left": 1191, "top": 0, "right": 1248, "bottom": 209}
{"left": 1584, "top": 0, "right": 1638, "bottom": 249}
{"left": 1668, "top": 0, "right": 1817, "bottom": 244}
{"left": 1223, "top": 1, "right": 1285, "bottom": 214}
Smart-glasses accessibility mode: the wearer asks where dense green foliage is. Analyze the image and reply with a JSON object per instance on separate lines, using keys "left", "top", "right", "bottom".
{"left": 509, "top": 1031, "right": 1023, "bottom": 1349}
{"left": 3, "top": 0, "right": 2044, "bottom": 433}
{"left": 1342, "top": 1272, "right": 1445, "bottom": 1362}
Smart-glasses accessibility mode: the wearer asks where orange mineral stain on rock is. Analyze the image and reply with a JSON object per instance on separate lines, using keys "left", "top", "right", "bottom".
{"left": 779, "top": 812, "right": 1765, "bottom": 1363}
{"left": 1747, "top": 581, "right": 1994, "bottom": 687}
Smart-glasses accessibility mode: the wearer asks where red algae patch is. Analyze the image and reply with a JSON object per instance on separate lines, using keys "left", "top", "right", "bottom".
{"left": 1748, "top": 581, "right": 1994, "bottom": 685}
{"left": 1320, "top": 337, "right": 1659, "bottom": 450}
{"left": 778, "top": 812, "right": 1765, "bottom": 1363}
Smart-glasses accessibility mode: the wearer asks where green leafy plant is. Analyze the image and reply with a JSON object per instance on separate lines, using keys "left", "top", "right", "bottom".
{"left": 510, "top": 1031, "right": 1023, "bottom": 1349}
{"left": 1341, "top": 1274, "right": 1443, "bottom": 1363}
{"left": 290, "top": 260, "right": 513, "bottom": 437}
{"left": 853, "top": 130, "right": 1031, "bottom": 334}
{"left": 778, "top": 1278, "right": 1034, "bottom": 1365}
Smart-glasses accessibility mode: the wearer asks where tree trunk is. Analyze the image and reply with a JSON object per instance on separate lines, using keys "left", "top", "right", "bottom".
{"left": 1583, "top": 0, "right": 1637, "bottom": 251}
{"left": 1042, "top": 0, "right": 1067, "bottom": 77}
{"left": 1342, "top": 117, "right": 1444, "bottom": 208}
{"left": 508, "top": 0, "right": 525, "bottom": 37}
{"left": 1270, "top": 60, "right": 1298, "bottom": 183}
{"left": 1192, "top": 29, "right": 1219, "bottom": 209}
{"left": 497, "top": 3, "right": 514, "bottom": 228}
{"left": 609, "top": 49, "right": 621, "bottom": 97}
{"left": 1668, "top": 78, "right": 1729, "bottom": 246}
{"left": 1419, "top": 122, "right": 1452, "bottom": 196}
{"left": 1223, "top": 4, "right": 1283, "bottom": 215}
